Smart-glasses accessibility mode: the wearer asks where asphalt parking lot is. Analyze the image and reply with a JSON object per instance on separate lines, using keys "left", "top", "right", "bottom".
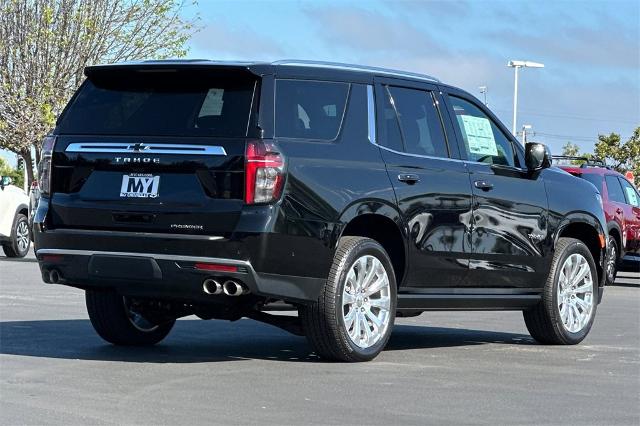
{"left": 1, "top": 251, "right": 638, "bottom": 426}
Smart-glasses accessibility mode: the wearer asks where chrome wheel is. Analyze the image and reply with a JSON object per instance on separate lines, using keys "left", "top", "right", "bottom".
{"left": 606, "top": 238, "right": 617, "bottom": 282}
{"left": 557, "top": 253, "right": 594, "bottom": 333}
{"left": 16, "top": 220, "right": 29, "bottom": 253}
{"left": 342, "top": 255, "right": 391, "bottom": 349}
{"left": 123, "top": 297, "right": 159, "bottom": 332}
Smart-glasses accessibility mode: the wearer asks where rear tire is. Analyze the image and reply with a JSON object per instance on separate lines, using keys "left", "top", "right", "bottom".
{"left": 86, "top": 289, "right": 175, "bottom": 346}
{"left": 523, "top": 237, "right": 598, "bottom": 345}
{"left": 301, "top": 237, "right": 397, "bottom": 362}
{"left": 2, "top": 213, "right": 30, "bottom": 258}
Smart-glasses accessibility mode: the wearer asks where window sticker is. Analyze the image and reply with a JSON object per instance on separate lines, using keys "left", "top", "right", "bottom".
{"left": 199, "top": 89, "right": 224, "bottom": 116}
{"left": 624, "top": 186, "right": 639, "bottom": 206}
{"left": 461, "top": 115, "right": 497, "bottom": 156}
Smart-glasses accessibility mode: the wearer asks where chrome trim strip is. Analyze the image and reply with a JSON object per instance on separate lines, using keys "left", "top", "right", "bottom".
{"left": 369, "top": 137, "right": 467, "bottom": 163}
{"left": 65, "top": 143, "right": 227, "bottom": 156}
{"left": 272, "top": 60, "right": 440, "bottom": 83}
{"left": 36, "top": 249, "right": 251, "bottom": 267}
{"left": 366, "top": 85, "right": 376, "bottom": 144}
{"left": 45, "top": 229, "right": 224, "bottom": 241}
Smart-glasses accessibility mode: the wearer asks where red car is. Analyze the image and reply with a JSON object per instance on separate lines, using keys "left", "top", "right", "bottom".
{"left": 554, "top": 157, "right": 640, "bottom": 284}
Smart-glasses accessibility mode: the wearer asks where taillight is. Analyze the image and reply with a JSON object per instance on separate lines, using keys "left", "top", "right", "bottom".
{"left": 39, "top": 135, "right": 56, "bottom": 196}
{"left": 245, "top": 140, "right": 285, "bottom": 204}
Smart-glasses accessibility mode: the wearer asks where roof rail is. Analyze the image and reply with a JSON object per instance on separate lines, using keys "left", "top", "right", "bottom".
{"left": 272, "top": 59, "right": 440, "bottom": 83}
{"left": 552, "top": 155, "right": 610, "bottom": 169}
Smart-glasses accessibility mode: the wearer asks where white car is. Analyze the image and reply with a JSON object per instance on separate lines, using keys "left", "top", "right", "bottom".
{"left": 0, "top": 176, "right": 30, "bottom": 257}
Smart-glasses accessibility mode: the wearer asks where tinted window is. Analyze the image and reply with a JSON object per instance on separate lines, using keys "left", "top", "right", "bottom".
{"left": 378, "top": 86, "right": 404, "bottom": 152}
{"left": 619, "top": 177, "right": 640, "bottom": 207}
{"left": 58, "top": 70, "right": 257, "bottom": 137}
{"left": 580, "top": 174, "right": 603, "bottom": 192}
{"left": 387, "top": 87, "right": 448, "bottom": 158}
{"left": 605, "top": 175, "right": 626, "bottom": 203}
{"left": 275, "top": 80, "right": 349, "bottom": 140}
{"left": 449, "top": 96, "right": 517, "bottom": 167}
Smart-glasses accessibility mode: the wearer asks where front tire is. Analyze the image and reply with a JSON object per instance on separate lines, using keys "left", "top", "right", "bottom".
{"left": 2, "top": 213, "right": 30, "bottom": 258}
{"left": 86, "top": 289, "right": 175, "bottom": 346}
{"left": 301, "top": 237, "right": 397, "bottom": 362}
{"left": 523, "top": 237, "right": 598, "bottom": 344}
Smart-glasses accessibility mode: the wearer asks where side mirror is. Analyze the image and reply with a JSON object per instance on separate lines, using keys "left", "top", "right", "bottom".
{"left": 525, "top": 142, "right": 552, "bottom": 171}
{"left": 0, "top": 176, "right": 12, "bottom": 189}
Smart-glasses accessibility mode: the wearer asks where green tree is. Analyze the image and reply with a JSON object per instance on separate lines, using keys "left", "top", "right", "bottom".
{"left": 560, "top": 142, "right": 592, "bottom": 165}
{"left": 0, "top": 0, "right": 199, "bottom": 187}
{"left": 0, "top": 157, "right": 23, "bottom": 188}
{"left": 595, "top": 128, "right": 640, "bottom": 186}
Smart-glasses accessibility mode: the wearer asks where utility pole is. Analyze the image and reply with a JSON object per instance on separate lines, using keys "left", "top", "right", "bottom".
{"left": 479, "top": 86, "right": 488, "bottom": 106}
{"left": 522, "top": 124, "right": 532, "bottom": 144}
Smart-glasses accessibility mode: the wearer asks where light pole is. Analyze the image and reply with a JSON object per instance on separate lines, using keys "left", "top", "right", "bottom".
{"left": 507, "top": 60, "right": 544, "bottom": 136}
{"left": 479, "top": 86, "right": 488, "bottom": 106}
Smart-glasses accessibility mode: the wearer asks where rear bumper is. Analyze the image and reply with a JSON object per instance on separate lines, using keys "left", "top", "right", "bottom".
{"left": 33, "top": 197, "right": 334, "bottom": 303}
{"left": 35, "top": 246, "right": 325, "bottom": 303}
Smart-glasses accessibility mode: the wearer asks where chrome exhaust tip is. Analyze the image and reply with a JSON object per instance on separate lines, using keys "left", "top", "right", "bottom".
{"left": 203, "top": 279, "right": 223, "bottom": 295}
{"left": 49, "top": 269, "right": 61, "bottom": 284}
{"left": 222, "top": 280, "right": 246, "bottom": 297}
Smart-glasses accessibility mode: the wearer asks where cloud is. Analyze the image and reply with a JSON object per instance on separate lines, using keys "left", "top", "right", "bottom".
{"left": 191, "top": 20, "right": 285, "bottom": 59}
{"left": 302, "top": 6, "right": 445, "bottom": 57}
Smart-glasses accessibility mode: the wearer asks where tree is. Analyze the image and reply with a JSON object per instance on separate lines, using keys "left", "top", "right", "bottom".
{"left": 0, "top": 0, "right": 198, "bottom": 187}
{"left": 0, "top": 157, "right": 23, "bottom": 188}
{"left": 560, "top": 142, "right": 592, "bottom": 165}
{"left": 595, "top": 128, "right": 640, "bottom": 186}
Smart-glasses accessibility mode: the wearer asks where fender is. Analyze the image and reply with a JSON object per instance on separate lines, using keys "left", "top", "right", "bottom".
{"left": 335, "top": 198, "right": 404, "bottom": 245}
{"left": 606, "top": 220, "right": 623, "bottom": 249}
{"left": 553, "top": 211, "right": 606, "bottom": 246}
{"left": 0, "top": 202, "right": 28, "bottom": 239}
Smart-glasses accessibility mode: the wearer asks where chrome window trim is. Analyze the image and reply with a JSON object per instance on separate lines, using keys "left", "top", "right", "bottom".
{"left": 366, "top": 85, "right": 376, "bottom": 144}
{"left": 373, "top": 142, "right": 467, "bottom": 164}
{"left": 65, "top": 143, "right": 227, "bottom": 156}
{"left": 36, "top": 248, "right": 251, "bottom": 267}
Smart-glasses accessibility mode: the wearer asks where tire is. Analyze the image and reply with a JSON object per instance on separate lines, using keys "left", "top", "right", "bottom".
{"left": 523, "top": 237, "right": 598, "bottom": 345}
{"left": 605, "top": 236, "right": 618, "bottom": 286}
{"left": 300, "top": 237, "right": 397, "bottom": 362}
{"left": 86, "top": 289, "right": 175, "bottom": 346}
{"left": 2, "top": 213, "right": 30, "bottom": 258}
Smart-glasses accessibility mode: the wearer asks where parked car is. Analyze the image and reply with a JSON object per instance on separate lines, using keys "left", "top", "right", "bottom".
{"left": 28, "top": 179, "right": 41, "bottom": 239}
{"left": 554, "top": 157, "right": 640, "bottom": 284}
{"left": 0, "top": 176, "right": 30, "bottom": 257}
{"left": 34, "top": 60, "right": 607, "bottom": 361}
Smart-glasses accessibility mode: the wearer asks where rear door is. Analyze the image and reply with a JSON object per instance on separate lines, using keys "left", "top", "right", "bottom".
{"left": 441, "top": 89, "right": 549, "bottom": 288}
{"left": 374, "top": 78, "right": 472, "bottom": 288}
{"left": 617, "top": 176, "right": 640, "bottom": 255}
{"left": 50, "top": 66, "right": 260, "bottom": 235}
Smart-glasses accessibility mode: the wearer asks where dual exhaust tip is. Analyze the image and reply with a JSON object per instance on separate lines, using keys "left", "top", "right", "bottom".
{"left": 203, "top": 279, "right": 248, "bottom": 297}
{"left": 43, "top": 269, "right": 62, "bottom": 284}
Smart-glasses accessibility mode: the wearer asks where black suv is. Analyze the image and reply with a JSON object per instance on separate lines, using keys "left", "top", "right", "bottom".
{"left": 34, "top": 60, "right": 607, "bottom": 361}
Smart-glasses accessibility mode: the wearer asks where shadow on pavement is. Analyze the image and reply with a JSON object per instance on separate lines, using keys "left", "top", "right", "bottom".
{"left": 0, "top": 256, "right": 38, "bottom": 263}
{"left": 0, "top": 318, "right": 534, "bottom": 363}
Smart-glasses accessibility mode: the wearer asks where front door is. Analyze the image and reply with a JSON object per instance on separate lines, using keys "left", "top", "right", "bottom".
{"left": 374, "top": 79, "right": 473, "bottom": 288}
{"left": 442, "top": 90, "right": 549, "bottom": 288}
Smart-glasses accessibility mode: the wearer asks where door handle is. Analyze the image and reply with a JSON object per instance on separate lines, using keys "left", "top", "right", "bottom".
{"left": 616, "top": 208, "right": 623, "bottom": 215}
{"left": 398, "top": 173, "right": 420, "bottom": 185}
{"left": 474, "top": 180, "right": 494, "bottom": 191}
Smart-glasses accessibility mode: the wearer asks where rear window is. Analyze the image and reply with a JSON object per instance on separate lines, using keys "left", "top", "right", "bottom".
{"left": 275, "top": 80, "right": 349, "bottom": 140}
{"left": 580, "top": 173, "right": 603, "bottom": 191}
{"left": 57, "top": 69, "right": 258, "bottom": 137}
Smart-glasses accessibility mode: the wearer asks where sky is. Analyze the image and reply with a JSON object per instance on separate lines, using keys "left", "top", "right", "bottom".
{"left": 2, "top": 0, "right": 638, "bottom": 166}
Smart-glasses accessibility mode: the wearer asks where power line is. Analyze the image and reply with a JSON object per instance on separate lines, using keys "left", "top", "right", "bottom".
{"left": 492, "top": 108, "right": 639, "bottom": 125}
